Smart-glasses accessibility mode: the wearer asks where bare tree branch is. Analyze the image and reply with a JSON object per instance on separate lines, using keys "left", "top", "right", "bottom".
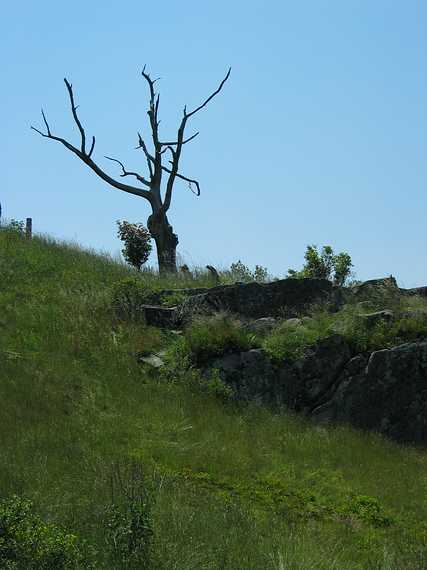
{"left": 185, "top": 68, "right": 231, "bottom": 119}
{"left": 88, "top": 136, "right": 96, "bottom": 158}
{"left": 141, "top": 66, "right": 162, "bottom": 186}
{"left": 104, "top": 156, "right": 151, "bottom": 187}
{"left": 160, "top": 68, "right": 231, "bottom": 213}
{"left": 31, "top": 105, "right": 153, "bottom": 203}
{"left": 160, "top": 163, "right": 201, "bottom": 199}
{"left": 136, "top": 132, "right": 154, "bottom": 178}
{"left": 155, "top": 93, "right": 160, "bottom": 124}
{"left": 159, "top": 131, "right": 199, "bottom": 146}
{"left": 63, "top": 78, "right": 88, "bottom": 153}
{"left": 41, "top": 109, "right": 51, "bottom": 136}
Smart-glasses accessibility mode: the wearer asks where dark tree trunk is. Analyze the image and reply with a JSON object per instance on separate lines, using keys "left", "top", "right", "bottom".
{"left": 147, "top": 210, "right": 179, "bottom": 274}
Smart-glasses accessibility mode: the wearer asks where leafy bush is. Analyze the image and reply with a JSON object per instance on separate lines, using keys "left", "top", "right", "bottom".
{"left": 7, "top": 219, "right": 26, "bottom": 234}
{"left": 111, "top": 277, "right": 154, "bottom": 320}
{"left": 263, "top": 309, "right": 336, "bottom": 362}
{"left": 287, "top": 245, "right": 354, "bottom": 286}
{"left": 341, "top": 312, "right": 427, "bottom": 354}
{"left": 159, "top": 335, "right": 193, "bottom": 381}
{"left": 0, "top": 219, "right": 26, "bottom": 238}
{"left": 229, "top": 260, "right": 269, "bottom": 283}
{"left": 340, "top": 495, "right": 394, "bottom": 528}
{"left": 117, "top": 220, "right": 152, "bottom": 271}
{"left": 0, "top": 495, "right": 94, "bottom": 569}
{"left": 172, "top": 313, "right": 258, "bottom": 368}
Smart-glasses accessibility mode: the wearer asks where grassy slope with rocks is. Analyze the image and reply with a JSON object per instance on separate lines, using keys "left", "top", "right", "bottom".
{"left": 1, "top": 228, "right": 427, "bottom": 569}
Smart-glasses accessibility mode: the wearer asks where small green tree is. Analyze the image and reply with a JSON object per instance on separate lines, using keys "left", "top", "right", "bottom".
{"left": 0, "top": 219, "right": 25, "bottom": 235}
{"left": 229, "top": 260, "right": 269, "bottom": 283}
{"left": 116, "top": 220, "right": 152, "bottom": 271}
{"left": 287, "top": 244, "right": 353, "bottom": 286}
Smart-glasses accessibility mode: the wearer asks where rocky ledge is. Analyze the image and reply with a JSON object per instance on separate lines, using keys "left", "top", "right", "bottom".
{"left": 139, "top": 275, "right": 426, "bottom": 329}
{"left": 138, "top": 276, "right": 427, "bottom": 446}
{"left": 201, "top": 335, "right": 427, "bottom": 447}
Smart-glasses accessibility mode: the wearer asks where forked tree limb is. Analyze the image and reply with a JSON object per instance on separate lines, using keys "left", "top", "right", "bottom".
{"left": 104, "top": 156, "right": 151, "bottom": 187}
{"left": 184, "top": 67, "right": 231, "bottom": 120}
{"left": 159, "top": 131, "right": 200, "bottom": 146}
{"left": 135, "top": 132, "right": 155, "bottom": 180}
{"left": 161, "top": 164, "right": 200, "bottom": 197}
{"left": 141, "top": 66, "right": 162, "bottom": 186}
{"left": 161, "top": 67, "right": 231, "bottom": 212}
{"left": 31, "top": 90, "right": 153, "bottom": 202}
{"left": 63, "top": 78, "right": 87, "bottom": 154}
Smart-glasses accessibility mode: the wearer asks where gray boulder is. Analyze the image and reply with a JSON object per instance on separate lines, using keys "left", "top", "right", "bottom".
{"left": 138, "top": 352, "right": 166, "bottom": 368}
{"left": 356, "top": 309, "right": 394, "bottom": 327}
{"left": 204, "top": 348, "right": 296, "bottom": 408}
{"left": 140, "top": 305, "right": 179, "bottom": 328}
{"left": 242, "top": 317, "right": 277, "bottom": 335}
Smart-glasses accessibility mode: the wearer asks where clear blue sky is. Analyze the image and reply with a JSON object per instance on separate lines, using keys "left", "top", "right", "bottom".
{"left": 2, "top": 1, "right": 426, "bottom": 287}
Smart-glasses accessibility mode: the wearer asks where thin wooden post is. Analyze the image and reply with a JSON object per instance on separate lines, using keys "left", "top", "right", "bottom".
{"left": 25, "top": 218, "right": 32, "bottom": 240}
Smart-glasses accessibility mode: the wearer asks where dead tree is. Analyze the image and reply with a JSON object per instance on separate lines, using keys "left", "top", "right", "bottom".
{"left": 32, "top": 67, "right": 231, "bottom": 274}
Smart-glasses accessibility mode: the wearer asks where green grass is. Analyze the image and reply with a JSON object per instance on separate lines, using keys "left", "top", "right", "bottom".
{"left": 0, "top": 227, "right": 426, "bottom": 568}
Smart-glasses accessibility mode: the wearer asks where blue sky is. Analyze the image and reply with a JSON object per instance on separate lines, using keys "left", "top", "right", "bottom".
{"left": 2, "top": 1, "right": 426, "bottom": 286}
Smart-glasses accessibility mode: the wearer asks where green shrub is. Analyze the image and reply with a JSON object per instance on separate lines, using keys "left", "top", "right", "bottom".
{"left": 116, "top": 220, "right": 152, "bottom": 271}
{"left": 287, "top": 244, "right": 354, "bottom": 286}
{"left": 335, "top": 306, "right": 427, "bottom": 354}
{"left": 0, "top": 495, "right": 94, "bottom": 569}
{"left": 263, "top": 309, "right": 336, "bottom": 362}
{"left": 340, "top": 495, "right": 394, "bottom": 528}
{"left": 0, "top": 219, "right": 26, "bottom": 243}
{"left": 6, "top": 219, "right": 26, "bottom": 235}
{"left": 229, "top": 260, "right": 269, "bottom": 283}
{"left": 182, "top": 313, "right": 258, "bottom": 367}
{"left": 159, "top": 335, "right": 193, "bottom": 380}
{"left": 111, "top": 277, "right": 154, "bottom": 320}
{"left": 263, "top": 323, "right": 318, "bottom": 362}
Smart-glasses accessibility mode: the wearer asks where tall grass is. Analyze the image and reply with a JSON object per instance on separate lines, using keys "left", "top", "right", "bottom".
{"left": 0, "top": 228, "right": 426, "bottom": 568}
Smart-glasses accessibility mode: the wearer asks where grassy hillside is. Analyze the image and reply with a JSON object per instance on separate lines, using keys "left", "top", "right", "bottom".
{"left": 0, "top": 227, "right": 426, "bottom": 569}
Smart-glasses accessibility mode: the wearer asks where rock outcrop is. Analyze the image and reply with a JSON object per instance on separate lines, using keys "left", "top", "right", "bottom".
{"left": 312, "top": 340, "right": 427, "bottom": 444}
{"left": 140, "top": 276, "right": 426, "bottom": 329}
{"left": 201, "top": 336, "right": 427, "bottom": 446}
{"left": 176, "top": 278, "right": 345, "bottom": 325}
{"left": 136, "top": 275, "right": 427, "bottom": 445}
{"left": 140, "top": 278, "right": 345, "bottom": 328}
{"left": 342, "top": 276, "right": 400, "bottom": 304}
